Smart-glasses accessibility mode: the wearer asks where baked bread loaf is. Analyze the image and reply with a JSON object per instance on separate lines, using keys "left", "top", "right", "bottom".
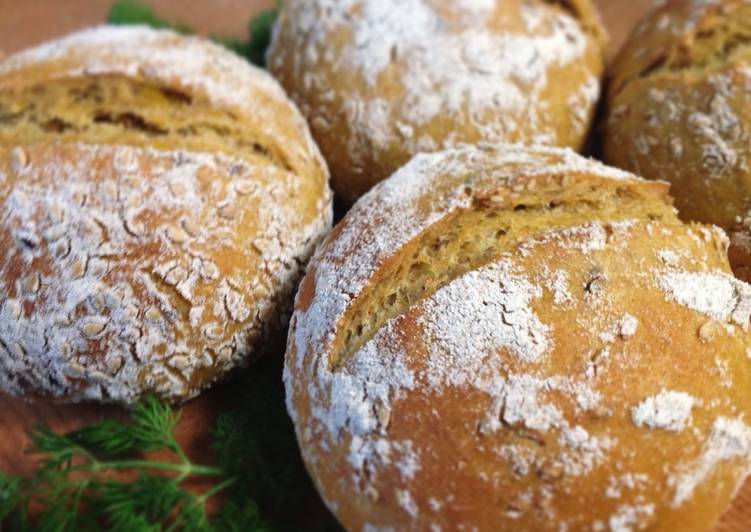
{"left": 603, "top": 0, "right": 751, "bottom": 280}
{"left": 0, "top": 26, "right": 332, "bottom": 404}
{"left": 267, "top": 0, "right": 606, "bottom": 203}
{"left": 286, "top": 144, "right": 751, "bottom": 530}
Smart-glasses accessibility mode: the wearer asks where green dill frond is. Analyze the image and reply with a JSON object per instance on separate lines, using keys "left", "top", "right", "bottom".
{"left": 211, "top": 412, "right": 256, "bottom": 480}
{"left": 35, "top": 495, "right": 80, "bottom": 532}
{"left": 3, "top": 396, "right": 226, "bottom": 531}
{"left": 129, "top": 396, "right": 181, "bottom": 453}
{"left": 28, "top": 426, "right": 79, "bottom": 471}
{"left": 107, "top": 0, "right": 278, "bottom": 68}
{"left": 96, "top": 473, "right": 192, "bottom": 530}
{"left": 205, "top": 6, "right": 280, "bottom": 67}
{"left": 101, "top": 512, "right": 162, "bottom": 532}
{"left": 2, "top": 358, "right": 340, "bottom": 531}
{"left": 28, "top": 425, "right": 76, "bottom": 456}
{"left": 175, "top": 497, "right": 211, "bottom": 532}
{"left": 67, "top": 418, "right": 140, "bottom": 457}
{"left": 210, "top": 498, "right": 268, "bottom": 532}
{"left": 211, "top": 356, "right": 341, "bottom": 531}
{"left": 246, "top": 6, "right": 280, "bottom": 67}
{"left": 107, "top": 0, "right": 191, "bottom": 33}
{"left": 0, "top": 474, "right": 25, "bottom": 523}
{"left": 64, "top": 396, "right": 177, "bottom": 457}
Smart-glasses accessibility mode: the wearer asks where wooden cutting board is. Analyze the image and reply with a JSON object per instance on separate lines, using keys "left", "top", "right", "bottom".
{"left": 0, "top": 1, "right": 749, "bottom": 530}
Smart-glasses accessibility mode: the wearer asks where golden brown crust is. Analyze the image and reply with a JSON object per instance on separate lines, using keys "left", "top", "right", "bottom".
{"left": 0, "top": 27, "right": 333, "bottom": 405}
{"left": 603, "top": 0, "right": 751, "bottom": 279}
{"left": 285, "top": 145, "right": 751, "bottom": 530}
{"left": 268, "top": 0, "right": 606, "bottom": 202}
{"left": 0, "top": 25, "right": 325, "bottom": 178}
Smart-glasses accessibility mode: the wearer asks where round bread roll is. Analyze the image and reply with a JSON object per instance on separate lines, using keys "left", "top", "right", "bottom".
{"left": 0, "top": 26, "right": 332, "bottom": 405}
{"left": 267, "top": 0, "right": 606, "bottom": 203}
{"left": 286, "top": 144, "right": 751, "bottom": 530}
{"left": 603, "top": 0, "right": 751, "bottom": 280}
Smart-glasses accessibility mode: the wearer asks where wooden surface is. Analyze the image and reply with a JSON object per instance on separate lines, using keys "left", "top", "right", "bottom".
{"left": 0, "top": 1, "right": 749, "bottom": 530}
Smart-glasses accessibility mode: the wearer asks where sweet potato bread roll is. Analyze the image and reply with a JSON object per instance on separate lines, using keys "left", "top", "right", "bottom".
{"left": 603, "top": 0, "right": 751, "bottom": 281}
{"left": 0, "top": 26, "right": 332, "bottom": 404}
{"left": 286, "top": 145, "right": 751, "bottom": 530}
{"left": 268, "top": 0, "right": 606, "bottom": 202}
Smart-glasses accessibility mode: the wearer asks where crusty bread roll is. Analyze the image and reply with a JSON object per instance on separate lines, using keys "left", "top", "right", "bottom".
{"left": 267, "top": 0, "right": 606, "bottom": 203}
{"left": 0, "top": 26, "right": 332, "bottom": 405}
{"left": 286, "top": 144, "right": 751, "bottom": 530}
{"left": 603, "top": 0, "right": 751, "bottom": 280}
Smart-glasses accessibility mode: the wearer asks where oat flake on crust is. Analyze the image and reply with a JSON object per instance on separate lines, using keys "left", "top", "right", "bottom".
{"left": 0, "top": 143, "right": 329, "bottom": 403}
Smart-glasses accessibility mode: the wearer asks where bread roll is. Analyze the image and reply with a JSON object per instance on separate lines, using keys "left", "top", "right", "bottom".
{"left": 0, "top": 26, "right": 332, "bottom": 404}
{"left": 603, "top": 0, "right": 751, "bottom": 280}
{"left": 267, "top": 0, "right": 606, "bottom": 203}
{"left": 286, "top": 144, "right": 751, "bottom": 530}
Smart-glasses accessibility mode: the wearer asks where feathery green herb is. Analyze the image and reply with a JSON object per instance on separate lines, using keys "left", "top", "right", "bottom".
{"left": 107, "top": 0, "right": 279, "bottom": 67}
{"left": 0, "top": 397, "right": 227, "bottom": 531}
{"left": 0, "top": 358, "right": 339, "bottom": 531}
{"left": 107, "top": 0, "right": 191, "bottom": 33}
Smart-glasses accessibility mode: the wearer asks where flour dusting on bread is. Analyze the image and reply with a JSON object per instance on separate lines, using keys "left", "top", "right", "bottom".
{"left": 420, "top": 261, "right": 549, "bottom": 367}
{"left": 671, "top": 417, "right": 751, "bottom": 507}
{"left": 0, "top": 26, "right": 332, "bottom": 403}
{"left": 0, "top": 143, "right": 328, "bottom": 403}
{"left": 0, "top": 26, "right": 297, "bottom": 135}
{"left": 631, "top": 390, "right": 696, "bottom": 432}
{"left": 293, "top": 145, "right": 642, "bottom": 370}
{"left": 269, "top": 0, "right": 605, "bottom": 200}
{"left": 282, "top": 0, "right": 590, "bottom": 130}
{"left": 286, "top": 144, "right": 751, "bottom": 530}
{"left": 658, "top": 270, "right": 751, "bottom": 328}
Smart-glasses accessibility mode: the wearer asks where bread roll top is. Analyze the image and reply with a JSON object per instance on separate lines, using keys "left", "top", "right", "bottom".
{"left": 608, "top": 0, "right": 751, "bottom": 104}
{"left": 293, "top": 145, "right": 672, "bottom": 367}
{"left": 0, "top": 25, "right": 327, "bottom": 182}
{"left": 268, "top": 0, "right": 607, "bottom": 201}
{"left": 0, "top": 27, "right": 332, "bottom": 404}
{"left": 604, "top": 0, "right": 751, "bottom": 280}
{"left": 286, "top": 145, "right": 751, "bottom": 530}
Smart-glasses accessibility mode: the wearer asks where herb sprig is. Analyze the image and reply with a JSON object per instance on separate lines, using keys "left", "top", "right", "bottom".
{"left": 0, "top": 397, "right": 235, "bottom": 531}
{"left": 107, "top": 0, "right": 279, "bottom": 67}
{"left": 0, "top": 358, "right": 339, "bottom": 531}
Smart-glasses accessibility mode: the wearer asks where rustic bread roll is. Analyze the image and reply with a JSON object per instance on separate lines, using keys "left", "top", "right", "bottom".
{"left": 286, "top": 144, "right": 751, "bottom": 531}
{"left": 603, "top": 0, "right": 751, "bottom": 280}
{"left": 0, "top": 26, "right": 332, "bottom": 404}
{"left": 267, "top": 0, "right": 606, "bottom": 203}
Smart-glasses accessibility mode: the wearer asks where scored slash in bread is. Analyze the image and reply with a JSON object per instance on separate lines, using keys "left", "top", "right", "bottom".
{"left": 285, "top": 144, "right": 751, "bottom": 530}
{"left": 268, "top": 0, "right": 607, "bottom": 202}
{"left": 0, "top": 26, "right": 332, "bottom": 404}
